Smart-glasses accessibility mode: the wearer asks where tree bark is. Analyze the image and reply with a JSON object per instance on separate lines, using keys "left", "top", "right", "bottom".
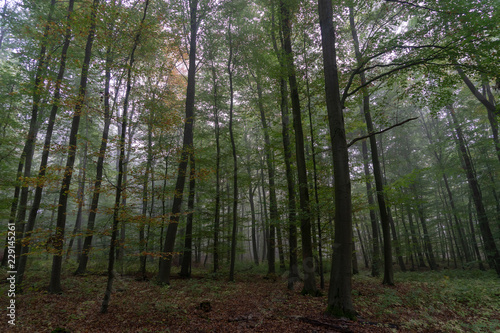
{"left": 75, "top": 35, "right": 115, "bottom": 274}
{"left": 49, "top": 0, "right": 99, "bottom": 294}
{"left": 101, "top": 0, "right": 148, "bottom": 312}
{"left": 304, "top": 34, "right": 324, "bottom": 289}
{"left": 255, "top": 73, "right": 277, "bottom": 276}
{"left": 210, "top": 60, "right": 221, "bottom": 273}
{"left": 157, "top": 0, "right": 198, "bottom": 285}
{"left": 180, "top": 153, "right": 196, "bottom": 278}
{"left": 280, "top": 0, "right": 317, "bottom": 296}
{"left": 318, "top": 0, "right": 354, "bottom": 315}
{"left": 14, "top": 0, "right": 56, "bottom": 270}
{"left": 16, "top": 0, "right": 73, "bottom": 287}
{"left": 348, "top": 6, "right": 393, "bottom": 285}
{"left": 66, "top": 120, "right": 88, "bottom": 262}
{"left": 227, "top": 18, "right": 238, "bottom": 282}
{"left": 447, "top": 104, "right": 500, "bottom": 276}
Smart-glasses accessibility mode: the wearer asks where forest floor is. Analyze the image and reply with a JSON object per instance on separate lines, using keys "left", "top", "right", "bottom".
{"left": 1, "top": 263, "right": 500, "bottom": 333}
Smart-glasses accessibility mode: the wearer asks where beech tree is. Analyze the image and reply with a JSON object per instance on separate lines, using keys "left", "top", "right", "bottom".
{"left": 49, "top": 0, "right": 100, "bottom": 294}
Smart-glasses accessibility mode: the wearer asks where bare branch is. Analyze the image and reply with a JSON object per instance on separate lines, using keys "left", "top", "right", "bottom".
{"left": 385, "top": 0, "right": 444, "bottom": 13}
{"left": 347, "top": 117, "right": 419, "bottom": 148}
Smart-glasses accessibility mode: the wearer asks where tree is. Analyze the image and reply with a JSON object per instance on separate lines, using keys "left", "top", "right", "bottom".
{"left": 158, "top": 0, "right": 200, "bottom": 285}
{"left": 447, "top": 104, "right": 500, "bottom": 276}
{"left": 348, "top": 5, "right": 394, "bottom": 285}
{"left": 318, "top": 0, "right": 355, "bottom": 317}
{"left": 101, "top": 0, "right": 150, "bottom": 313}
{"left": 16, "top": 0, "right": 74, "bottom": 288}
{"left": 280, "top": 0, "right": 317, "bottom": 296}
{"left": 48, "top": 0, "right": 100, "bottom": 294}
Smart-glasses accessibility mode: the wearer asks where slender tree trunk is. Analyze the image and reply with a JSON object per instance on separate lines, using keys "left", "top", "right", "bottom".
{"left": 468, "top": 199, "right": 486, "bottom": 271}
{"left": 49, "top": 0, "right": 99, "bottom": 294}
{"left": 66, "top": 120, "right": 88, "bottom": 262}
{"left": 180, "top": 153, "right": 196, "bottom": 277}
{"left": 270, "top": 4, "right": 294, "bottom": 277}
{"left": 303, "top": 34, "right": 324, "bottom": 288}
{"left": 116, "top": 115, "right": 137, "bottom": 268}
{"left": 318, "top": 0, "right": 354, "bottom": 315}
{"left": 355, "top": 219, "right": 369, "bottom": 269}
{"left": 349, "top": 7, "right": 393, "bottom": 285}
{"left": 420, "top": 113, "right": 473, "bottom": 263}
{"left": 254, "top": 73, "right": 277, "bottom": 276}
{"left": 227, "top": 19, "right": 238, "bottom": 282}
{"left": 407, "top": 205, "right": 426, "bottom": 268}
{"left": 210, "top": 61, "right": 221, "bottom": 273}
{"left": 15, "top": 0, "right": 73, "bottom": 286}
{"left": 14, "top": 0, "right": 56, "bottom": 269}
{"left": 244, "top": 133, "right": 259, "bottom": 266}
{"left": 279, "top": 79, "right": 299, "bottom": 289}
{"left": 101, "top": 0, "right": 148, "bottom": 312}
{"left": 280, "top": 0, "right": 317, "bottom": 295}
{"left": 75, "top": 38, "right": 115, "bottom": 275}
{"left": 249, "top": 184, "right": 259, "bottom": 265}
{"left": 361, "top": 138, "right": 380, "bottom": 277}
{"left": 139, "top": 114, "right": 154, "bottom": 279}
{"left": 414, "top": 191, "right": 437, "bottom": 270}
{"left": 259, "top": 161, "right": 269, "bottom": 263}
{"left": 448, "top": 105, "right": 500, "bottom": 275}
{"left": 481, "top": 78, "right": 500, "bottom": 163}
{"left": 157, "top": 0, "right": 198, "bottom": 285}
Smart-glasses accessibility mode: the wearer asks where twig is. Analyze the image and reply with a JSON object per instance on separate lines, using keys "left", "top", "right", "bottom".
{"left": 385, "top": 0, "right": 444, "bottom": 13}
{"left": 347, "top": 117, "right": 418, "bottom": 148}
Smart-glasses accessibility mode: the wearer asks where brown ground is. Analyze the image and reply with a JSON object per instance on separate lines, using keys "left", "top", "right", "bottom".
{"left": 1, "top": 269, "right": 498, "bottom": 332}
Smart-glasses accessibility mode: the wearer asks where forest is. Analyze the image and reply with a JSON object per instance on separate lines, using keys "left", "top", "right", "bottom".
{"left": 0, "top": 0, "right": 499, "bottom": 332}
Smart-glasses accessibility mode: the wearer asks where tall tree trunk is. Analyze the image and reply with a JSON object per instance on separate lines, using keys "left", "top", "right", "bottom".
{"left": 280, "top": 0, "right": 317, "bottom": 295}
{"left": 75, "top": 37, "right": 115, "bottom": 275}
{"left": 249, "top": 184, "right": 259, "bottom": 265}
{"left": 180, "top": 153, "right": 196, "bottom": 277}
{"left": 48, "top": 0, "right": 99, "bottom": 294}
{"left": 15, "top": 0, "right": 73, "bottom": 286}
{"left": 244, "top": 133, "right": 259, "bottom": 266}
{"left": 139, "top": 116, "right": 153, "bottom": 279}
{"left": 468, "top": 199, "right": 486, "bottom": 270}
{"left": 420, "top": 113, "right": 473, "bottom": 263}
{"left": 414, "top": 189, "right": 437, "bottom": 270}
{"left": 303, "top": 34, "right": 324, "bottom": 288}
{"left": 254, "top": 73, "right": 277, "bottom": 276}
{"left": 348, "top": 6, "right": 393, "bottom": 285}
{"left": 101, "top": 0, "right": 148, "bottom": 312}
{"left": 270, "top": 0, "right": 297, "bottom": 289}
{"left": 259, "top": 160, "right": 269, "bottom": 263}
{"left": 361, "top": 138, "right": 380, "bottom": 277}
{"left": 159, "top": 154, "right": 169, "bottom": 271}
{"left": 14, "top": 0, "right": 56, "bottom": 269}
{"left": 448, "top": 105, "right": 500, "bottom": 276}
{"left": 157, "top": 0, "right": 198, "bottom": 285}
{"left": 378, "top": 134, "right": 406, "bottom": 272}
{"left": 355, "top": 219, "right": 369, "bottom": 269}
{"left": 116, "top": 114, "right": 137, "bottom": 268}
{"left": 407, "top": 205, "right": 426, "bottom": 268}
{"left": 210, "top": 60, "right": 221, "bottom": 273}
{"left": 228, "top": 19, "right": 238, "bottom": 282}
{"left": 318, "top": 0, "right": 354, "bottom": 315}
{"left": 481, "top": 78, "right": 500, "bottom": 163}
{"left": 66, "top": 120, "right": 88, "bottom": 262}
